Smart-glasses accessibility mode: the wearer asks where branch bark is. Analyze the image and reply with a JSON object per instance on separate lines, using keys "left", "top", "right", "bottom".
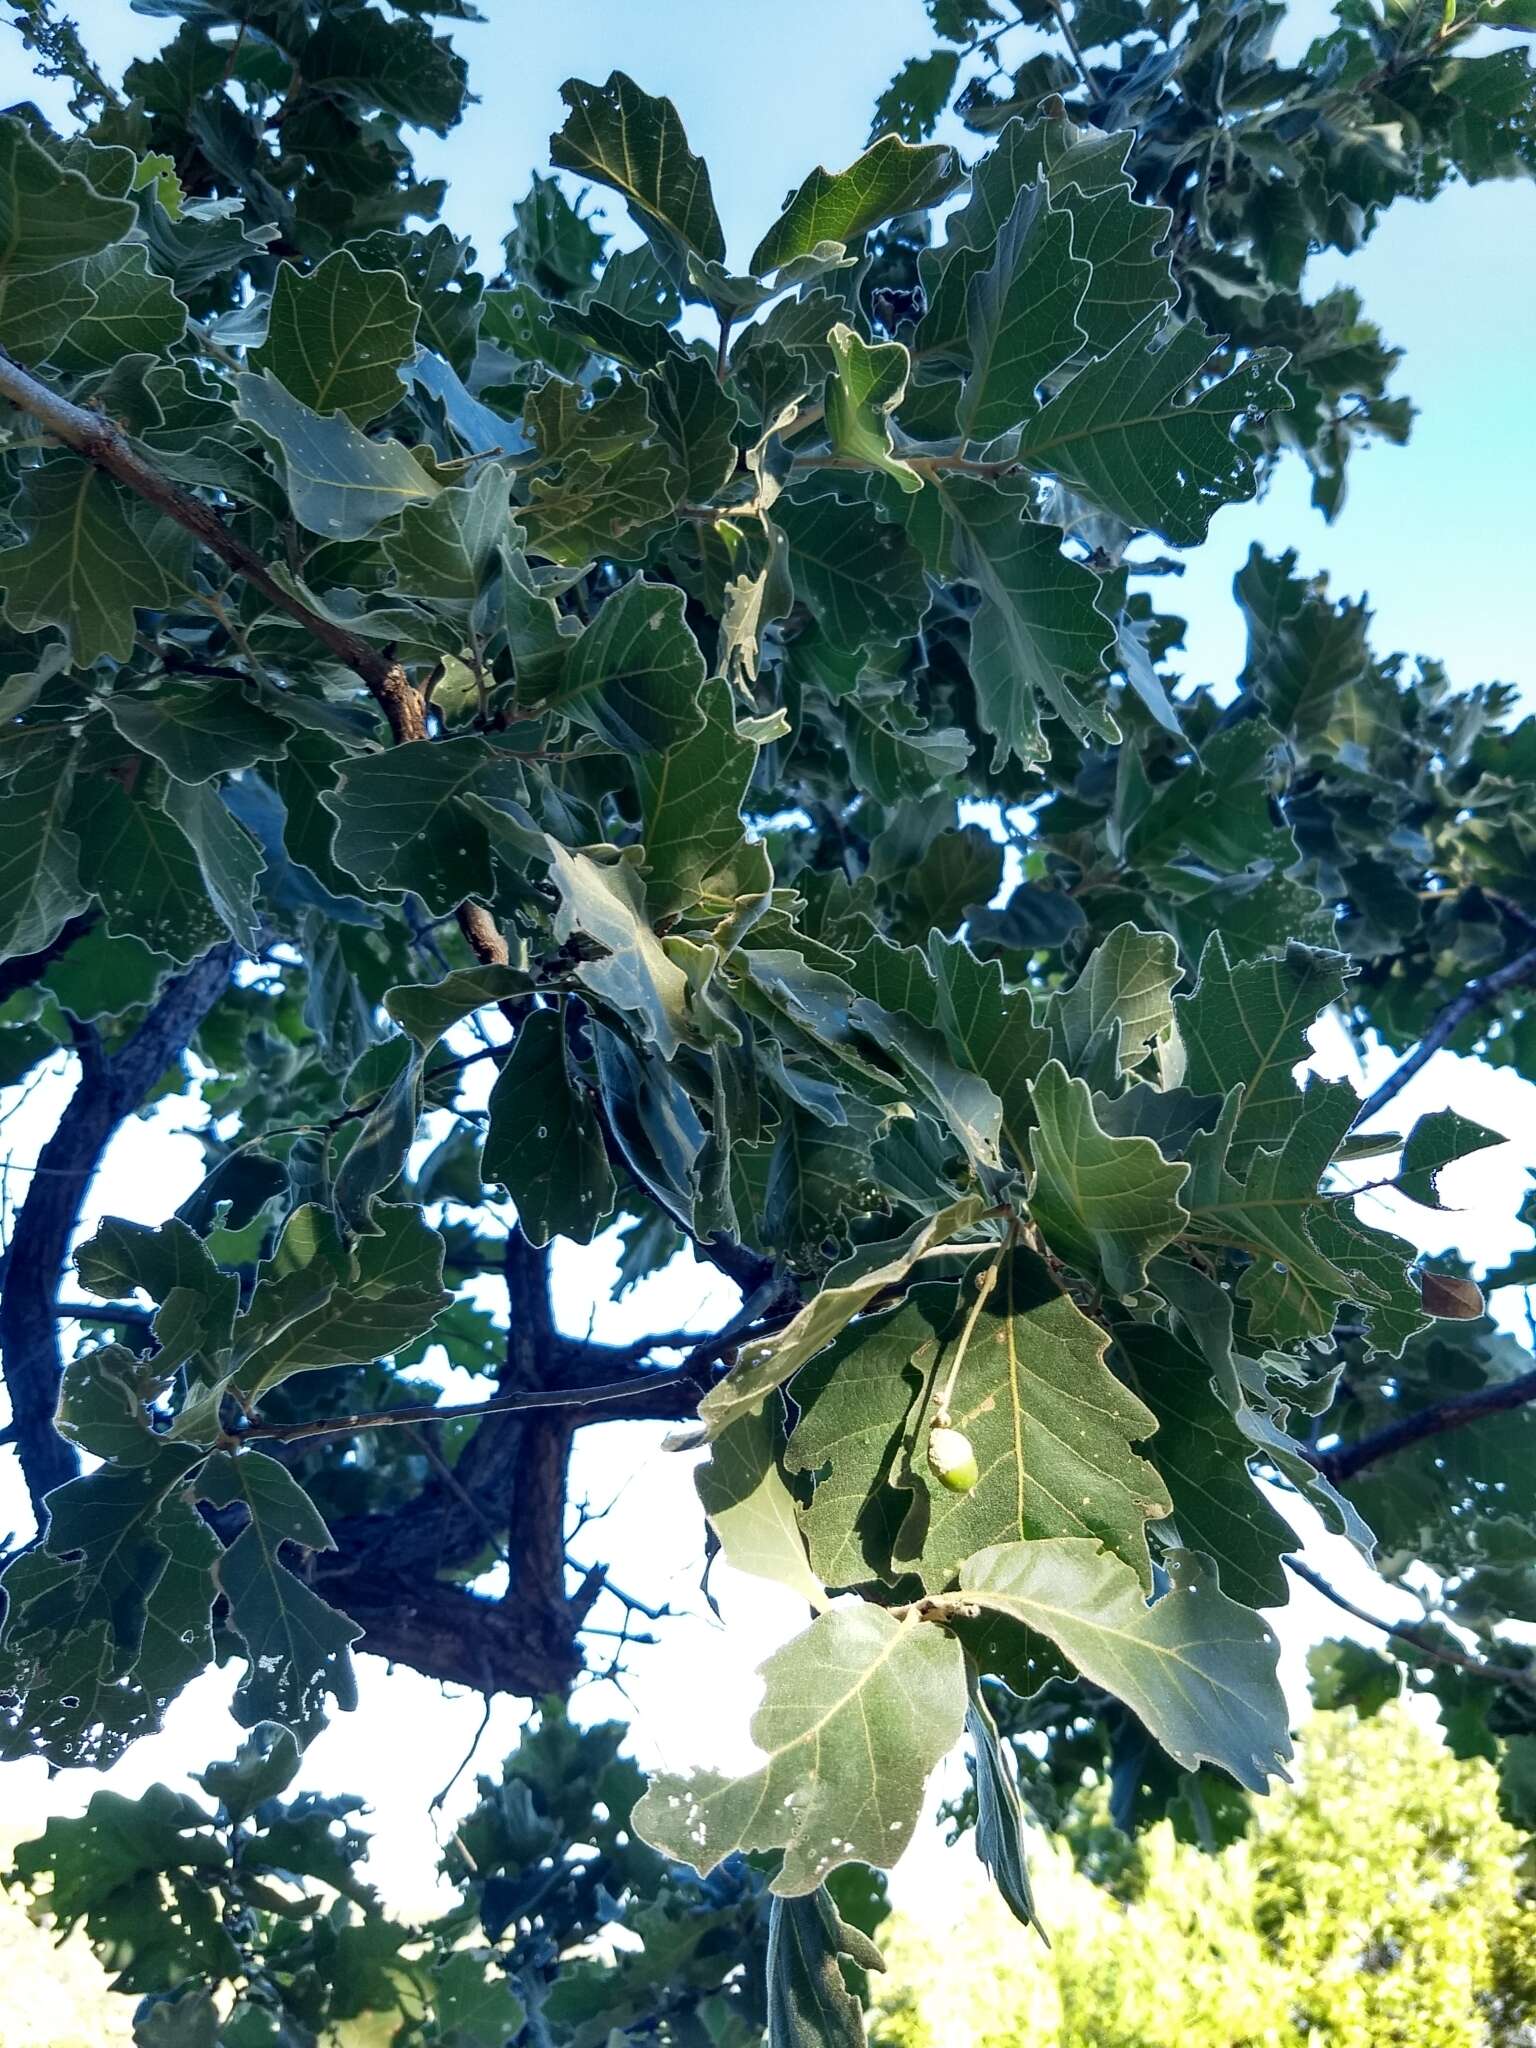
{"left": 1314, "top": 1365, "right": 1536, "bottom": 1485}
{"left": 1352, "top": 940, "right": 1536, "bottom": 1126}
{"left": 0, "top": 942, "right": 234, "bottom": 1522}
{"left": 0, "top": 346, "right": 508, "bottom": 975}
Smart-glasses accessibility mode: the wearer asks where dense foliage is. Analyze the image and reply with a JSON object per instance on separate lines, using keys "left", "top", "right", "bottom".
{"left": 9, "top": 1700, "right": 1530, "bottom": 2046}
{"left": 879, "top": 1703, "right": 1536, "bottom": 2048}
{"left": 2, "top": 0, "right": 1535, "bottom": 2039}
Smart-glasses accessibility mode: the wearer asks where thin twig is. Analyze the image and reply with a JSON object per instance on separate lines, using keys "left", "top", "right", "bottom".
{"left": 1045, "top": 0, "right": 1101, "bottom": 103}
{"left": 1351, "top": 941, "right": 1536, "bottom": 1127}
{"left": 231, "top": 1370, "right": 704, "bottom": 1446}
{"left": 1284, "top": 1555, "right": 1536, "bottom": 1696}
{"left": 1313, "top": 1366, "right": 1536, "bottom": 1485}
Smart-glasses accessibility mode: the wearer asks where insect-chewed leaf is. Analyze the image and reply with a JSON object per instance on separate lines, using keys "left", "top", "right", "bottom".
{"left": 1015, "top": 313, "right": 1291, "bottom": 544}
{"left": 1396, "top": 1109, "right": 1506, "bottom": 1209}
{"left": 632, "top": 1604, "right": 967, "bottom": 1893}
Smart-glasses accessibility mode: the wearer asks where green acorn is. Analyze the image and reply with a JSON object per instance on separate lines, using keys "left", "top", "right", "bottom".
{"left": 927, "top": 1425, "right": 979, "bottom": 1494}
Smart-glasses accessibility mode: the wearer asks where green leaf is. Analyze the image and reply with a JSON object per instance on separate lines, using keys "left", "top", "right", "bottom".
{"left": 1027, "top": 1059, "right": 1191, "bottom": 1294}
{"left": 1044, "top": 921, "right": 1180, "bottom": 1091}
{"left": 766, "top": 1887, "right": 884, "bottom": 2048}
{"left": 231, "top": 1203, "right": 449, "bottom": 1403}
{"left": 1016, "top": 315, "right": 1291, "bottom": 544}
{"left": 107, "top": 678, "right": 292, "bottom": 785}
{"left": 696, "top": 1402, "right": 830, "bottom": 1611}
{"left": 751, "top": 135, "right": 963, "bottom": 275}
{"left": 551, "top": 72, "right": 726, "bottom": 273}
{"left": 322, "top": 736, "right": 518, "bottom": 914}
{"left": 199, "top": 1449, "right": 334, "bottom": 1552}
{"left": 641, "top": 349, "right": 740, "bottom": 499}
{"left": 960, "top": 181, "right": 1087, "bottom": 441}
{"left": 967, "top": 1678, "right": 1044, "bottom": 1937}
{"left": 70, "top": 770, "right": 227, "bottom": 964}
{"left": 235, "top": 370, "right": 439, "bottom": 539}
{"left": 777, "top": 486, "right": 930, "bottom": 650}
{"left": 250, "top": 249, "right": 420, "bottom": 423}
{"left": 632, "top": 1605, "right": 967, "bottom": 1892}
{"left": 1174, "top": 937, "right": 1350, "bottom": 1173}
{"left": 48, "top": 244, "right": 187, "bottom": 373}
{"left": 546, "top": 841, "right": 696, "bottom": 1059}
{"left": 382, "top": 963, "right": 532, "bottom": 1050}
{"left": 635, "top": 676, "right": 760, "bottom": 917}
{"left": 895, "top": 1250, "right": 1169, "bottom": 1586}
{"left": 928, "top": 932, "right": 1051, "bottom": 1171}
{"left": 825, "top": 324, "right": 922, "bottom": 493}
{"left": 958, "top": 1539, "right": 1292, "bottom": 1788}
{"left": 546, "top": 576, "right": 706, "bottom": 753}
{"left": 482, "top": 1007, "right": 617, "bottom": 1246}
{"left": 915, "top": 475, "right": 1114, "bottom": 766}
{"left": 160, "top": 778, "right": 267, "bottom": 954}
{"left": 380, "top": 461, "right": 510, "bottom": 601}
{"left": 1003, "top": 115, "right": 1174, "bottom": 354}
{"left": 431, "top": 1952, "right": 527, "bottom": 2048}
{"left": 0, "top": 113, "right": 135, "bottom": 273}
{"left": 1114, "top": 1323, "right": 1293, "bottom": 1609}
{"left": 1396, "top": 1108, "right": 1506, "bottom": 1208}
{"left": 0, "top": 255, "right": 95, "bottom": 358}
{"left": 0, "top": 740, "right": 87, "bottom": 961}
{"left": 1184, "top": 1081, "right": 1417, "bottom": 1348}
{"left": 696, "top": 1195, "right": 987, "bottom": 1440}
{"left": 0, "top": 457, "right": 193, "bottom": 664}
{"left": 851, "top": 995, "right": 1005, "bottom": 1174}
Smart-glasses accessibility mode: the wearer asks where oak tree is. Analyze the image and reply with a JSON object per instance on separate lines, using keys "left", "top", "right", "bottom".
{"left": 2, "top": 0, "right": 1535, "bottom": 2039}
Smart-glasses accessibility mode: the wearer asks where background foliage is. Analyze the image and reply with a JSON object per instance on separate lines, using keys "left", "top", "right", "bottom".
{"left": 2, "top": 0, "right": 1536, "bottom": 2040}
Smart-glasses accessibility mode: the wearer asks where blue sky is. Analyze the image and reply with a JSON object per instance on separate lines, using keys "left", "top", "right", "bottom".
{"left": 55, "top": 0, "right": 1536, "bottom": 693}
{"left": 6, "top": 0, "right": 1535, "bottom": 1915}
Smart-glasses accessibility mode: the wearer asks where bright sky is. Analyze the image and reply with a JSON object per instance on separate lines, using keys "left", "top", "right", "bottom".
{"left": 4, "top": 0, "right": 1535, "bottom": 1924}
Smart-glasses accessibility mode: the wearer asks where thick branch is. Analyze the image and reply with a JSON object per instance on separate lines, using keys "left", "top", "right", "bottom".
{"left": 1352, "top": 940, "right": 1536, "bottom": 1126}
{"left": 0, "top": 347, "right": 508, "bottom": 974}
{"left": 320, "top": 1558, "right": 585, "bottom": 1698}
{"left": 1284, "top": 1555, "right": 1536, "bottom": 1696}
{"left": 1315, "top": 1366, "right": 1536, "bottom": 1485}
{"left": 0, "top": 943, "right": 234, "bottom": 1521}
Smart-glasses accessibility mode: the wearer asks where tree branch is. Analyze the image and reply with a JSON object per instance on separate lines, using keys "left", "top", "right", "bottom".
{"left": 1313, "top": 1365, "right": 1536, "bottom": 1485}
{"left": 1351, "top": 940, "right": 1536, "bottom": 1126}
{"left": 236, "top": 1364, "right": 710, "bottom": 1447}
{"left": 0, "top": 943, "right": 235, "bottom": 1523}
{"left": 0, "top": 346, "right": 508, "bottom": 976}
{"left": 1284, "top": 1555, "right": 1536, "bottom": 1696}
